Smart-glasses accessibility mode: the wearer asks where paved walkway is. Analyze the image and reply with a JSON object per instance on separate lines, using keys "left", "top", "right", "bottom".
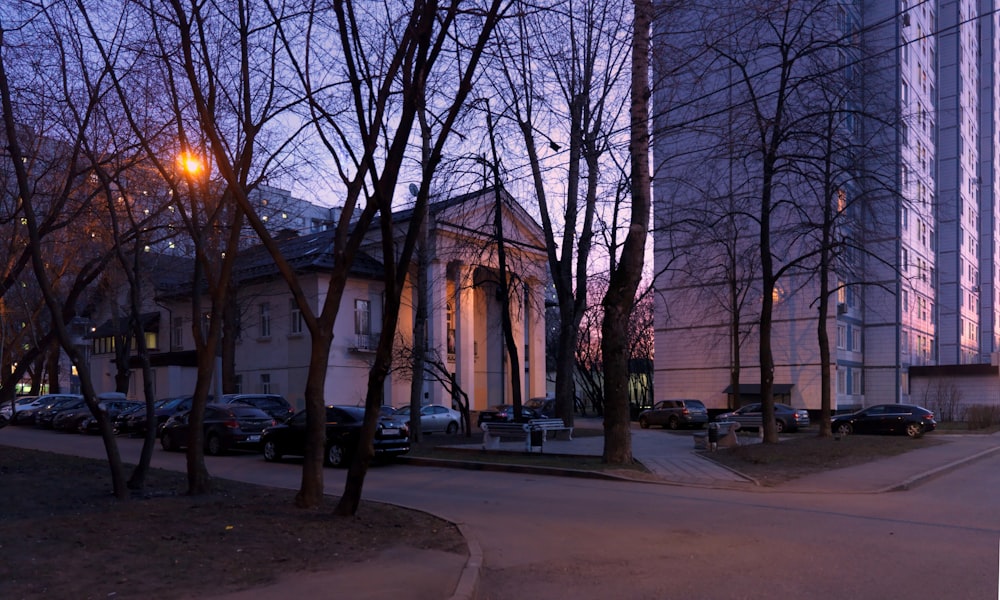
{"left": 455, "top": 417, "right": 1000, "bottom": 493}
{"left": 5, "top": 419, "right": 1000, "bottom": 600}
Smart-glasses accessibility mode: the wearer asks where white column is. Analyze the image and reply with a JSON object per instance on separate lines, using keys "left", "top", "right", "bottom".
{"left": 425, "top": 259, "right": 448, "bottom": 406}
{"left": 455, "top": 264, "right": 477, "bottom": 409}
{"left": 526, "top": 280, "right": 546, "bottom": 399}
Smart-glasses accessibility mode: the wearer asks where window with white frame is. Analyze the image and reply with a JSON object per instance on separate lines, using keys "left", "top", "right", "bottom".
{"left": 171, "top": 317, "right": 183, "bottom": 350}
{"left": 837, "top": 368, "right": 847, "bottom": 394}
{"left": 355, "top": 299, "right": 371, "bottom": 347}
{"left": 259, "top": 302, "right": 271, "bottom": 338}
{"left": 851, "top": 368, "right": 862, "bottom": 395}
{"left": 837, "top": 324, "right": 847, "bottom": 349}
{"left": 289, "top": 299, "right": 303, "bottom": 335}
{"left": 851, "top": 327, "right": 861, "bottom": 352}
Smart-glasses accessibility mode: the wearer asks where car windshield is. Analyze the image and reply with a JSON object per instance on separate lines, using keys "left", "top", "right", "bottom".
{"left": 160, "top": 396, "right": 190, "bottom": 409}
{"left": 329, "top": 406, "right": 365, "bottom": 422}
{"left": 247, "top": 398, "right": 286, "bottom": 411}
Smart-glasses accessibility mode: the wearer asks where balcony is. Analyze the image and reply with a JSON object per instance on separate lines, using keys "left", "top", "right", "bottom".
{"left": 350, "top": 333, "right": 381, "bottom": 353}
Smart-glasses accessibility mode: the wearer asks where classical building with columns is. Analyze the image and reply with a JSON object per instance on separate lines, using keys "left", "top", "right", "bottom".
{"left": 85, "top": 188, "right": 549, "bottom": 413}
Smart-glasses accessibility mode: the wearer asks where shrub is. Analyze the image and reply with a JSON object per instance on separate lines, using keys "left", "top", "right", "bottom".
{"left": 964, "top": 404, "right": 1000, "bottom": 430}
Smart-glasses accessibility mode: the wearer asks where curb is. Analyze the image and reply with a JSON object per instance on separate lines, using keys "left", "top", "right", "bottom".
{"left": 450, "top": 524, "right": 483, "bottom": 600}
{"left": 883, "top": 444, "right": 1000, "bottom": 492}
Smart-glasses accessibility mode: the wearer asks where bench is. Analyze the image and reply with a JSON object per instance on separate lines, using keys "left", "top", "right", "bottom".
{"left": 482, "top": 418, "right": 574, "bottom": 452}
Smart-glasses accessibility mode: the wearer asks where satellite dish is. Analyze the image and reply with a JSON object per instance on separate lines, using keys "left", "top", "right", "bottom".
{"left": 408, "top": 183, "right": 419, "bottom": 197}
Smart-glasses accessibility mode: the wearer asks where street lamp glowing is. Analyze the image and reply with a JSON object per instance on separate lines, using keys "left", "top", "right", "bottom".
{"left": 178, "top": 152, "right": 204, "bottom": 177}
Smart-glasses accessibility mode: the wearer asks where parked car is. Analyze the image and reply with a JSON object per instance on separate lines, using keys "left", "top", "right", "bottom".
{"left": 394, "top": 404, "right": 462, "bottom": 434}
{"left": 220, "top": 393, "right": 294, "bottom": 422}
{"left": 33, "top": 396, "right": 87, "bottom": 429}
{"left": 523, "top": 396, "right": 556, "bottom": 418}
{"left": 638, "top": 399, "right": 709, "bottom": 430}
{"left": 476, "top": 404, "right": 536, "bottom": 429}
{"left": 51, "top": 394, "right": 132, "bottom": 433}
{"left": 3, "top": 396, "right": 39, "bottom": 419}
{"left": 261, "top": 405, "right": 410, "bottom": 467}
{"left": 160, "top": 403, "right": 276, "bottom": 455}
{"left": 75, "top": 399, "right": 144, "bottom": 434}
{"left": 12, "top": 394, "right": 82, "bottom": 426}
{"left": 715, "top": 402, "right": 810, "bottom": 433}
{"left": 116, "top": 394, "right": 198, "bottom": 436}
{"left": 831, "top": 404, "right": 936, "bottom": 438}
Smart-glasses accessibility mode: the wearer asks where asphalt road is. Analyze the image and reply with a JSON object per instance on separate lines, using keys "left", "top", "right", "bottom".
{"left": 3, "top": 426, "right": 998, "bottom": 599}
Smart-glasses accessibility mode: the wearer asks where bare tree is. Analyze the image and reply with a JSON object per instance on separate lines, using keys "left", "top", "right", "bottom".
{"left": 486, "top": 0, "right": 630, "bottom": 428}
{"left": 598, "top": 0, "right": 652, "bottom": 464}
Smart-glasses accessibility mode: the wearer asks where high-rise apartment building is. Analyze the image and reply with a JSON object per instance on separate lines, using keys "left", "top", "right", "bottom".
{"left": 652, "top": 1, "right": 1000, "bottom": 411}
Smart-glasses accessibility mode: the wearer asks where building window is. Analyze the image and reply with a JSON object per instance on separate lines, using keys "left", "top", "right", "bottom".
{"left": 851, "top": 328, "right": 861, "bottom": 353}
{"left": 259, "top": 302, "right": 271, "bottom": 338}
{"left": 260, "top": 373, "right": 271, "bottom": 393}
{"left": 172, "top": 317, "right": 183, "bottom": 350}
{"left": 851, "top": 368, "right": 863, "bottom": 395}
{"left": 355, "top": 299, "right": 371, "bottom": 348}
{"left": 837, "top": 368, "right": 847, "bottom": 394}
{"left": 234, "top": 374, "right": 243, "bottom": 394}
{"left": 289, "top": 299, "right": 303, "bottom": 335}
{"left": 837, "top": 324, "right": 847, "bottom": 349}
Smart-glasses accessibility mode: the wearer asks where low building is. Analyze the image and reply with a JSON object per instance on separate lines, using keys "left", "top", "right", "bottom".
{"left": 86, "top": 188, "right": 548, "bottom": 413}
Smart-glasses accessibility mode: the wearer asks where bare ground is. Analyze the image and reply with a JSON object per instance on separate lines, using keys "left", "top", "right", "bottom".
{"left": 0, "top": 447, "right": 466, "bottom": 600}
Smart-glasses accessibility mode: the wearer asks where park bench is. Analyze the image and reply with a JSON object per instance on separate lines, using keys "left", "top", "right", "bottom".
{"left": 482, "top": 418, "right": 574, "bottom": 452}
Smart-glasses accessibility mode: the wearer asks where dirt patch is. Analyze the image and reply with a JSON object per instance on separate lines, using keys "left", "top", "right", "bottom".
{"left": 0, "top": 446, "right": 466, "bottom": 600}
{"left": 702, "top": 434, "right": 944, "bottom": 486}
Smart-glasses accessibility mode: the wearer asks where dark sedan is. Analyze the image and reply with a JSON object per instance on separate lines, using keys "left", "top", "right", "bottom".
{"left": 75, "top": 400, "right": 145, "bottom": 434}
{"left": 160, "top": 403, "right": 276, "bottom": 455}
{"left": 476, "top": 404, "right": 536, "bottom": 429}
{"left": 220, "top": 393, "right": 294, "bottom": 422}
{"left": 831, "top": 404, "right": 936, "bottom": 438}
{"left": 13, "top": 394, "right": 82, "bottom": 426}
{"left": 715, "top": 402, "right": 810, "bottom": 433}
{"left": 34, "top": 397, "right": 87, "bottom": 429}
{"left": 116, "top": 394, "right": 198, "bottom": 436}
{"left": 261, "top": 405, "right": 410, "bottom": 467}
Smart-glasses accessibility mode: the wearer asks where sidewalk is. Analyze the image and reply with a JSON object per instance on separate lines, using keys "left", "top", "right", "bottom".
{"left": 423, "top": 417, "right": 1000, "bottom": 493}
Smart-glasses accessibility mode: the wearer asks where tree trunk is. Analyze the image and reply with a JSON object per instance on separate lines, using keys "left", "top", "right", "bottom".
{"left": 296, "top": 329, "right": 333, "bottom": 508}
{"left": 602, "top": 0, "right": 652, "bottom": 464}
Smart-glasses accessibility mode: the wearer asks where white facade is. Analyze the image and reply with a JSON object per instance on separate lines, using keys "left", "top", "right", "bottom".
{"left": 86, "top": 189, "right": 548, "bottom": 414}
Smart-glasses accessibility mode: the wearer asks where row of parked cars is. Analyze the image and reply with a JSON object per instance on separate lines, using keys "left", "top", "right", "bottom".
{"left": 4, "top": 392, "right": 415, "bottom": 467}
{"left": 636, "top": 398, "right": 937, "bottom": 438}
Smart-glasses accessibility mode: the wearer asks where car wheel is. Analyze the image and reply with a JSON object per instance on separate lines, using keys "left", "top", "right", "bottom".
{"left": 446, "top": 421, "right": 458, "bottom": 435}
{"left": 836, "top": 423, "right": 852, "bottom": 437}
{"left": 639, "top": 416, "right": 650, "bottom": 429}
{"left": 905, "top": 422, "right": 924, "bottom": 438}
{"left": 326, "top": 443, "right": 347, "bottom": 468}
{"left": 262, "top": 440, "right": 281, "bottom": 462}
{"left": 160, "top": 432, "right": 176, "bottom": 452}
{"left": 206, "top": 433, "right": 224, "bottom": 456}
{"left": 775, "top": 419, "right": 786, "bottom": 434}
{"left": 667, "top": 416, "right": 680, "bottom": 430}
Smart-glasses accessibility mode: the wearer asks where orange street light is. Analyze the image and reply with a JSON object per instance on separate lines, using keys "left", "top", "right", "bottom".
{"left": 178, "top": 151, "right": 204, "bottom": 177}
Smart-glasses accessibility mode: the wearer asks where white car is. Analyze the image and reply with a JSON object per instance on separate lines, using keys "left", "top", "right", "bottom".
{"left": 393, "top": 404, "right": 462, "bottom": 434}
{"left": 3, "top": 396, "right": 41, "bottom": 418}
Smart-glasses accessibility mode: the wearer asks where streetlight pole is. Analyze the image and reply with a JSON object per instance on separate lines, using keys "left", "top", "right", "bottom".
{"left": 178, "top": 152, "right": 223, "bottom": 402}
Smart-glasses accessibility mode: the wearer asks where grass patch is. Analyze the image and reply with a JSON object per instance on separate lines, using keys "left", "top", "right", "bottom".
{"left": 703, "top": 434, "right": 944, "bottom": 486}
{"left": 406, "top": 444, "right": 650, "bottom": 474}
